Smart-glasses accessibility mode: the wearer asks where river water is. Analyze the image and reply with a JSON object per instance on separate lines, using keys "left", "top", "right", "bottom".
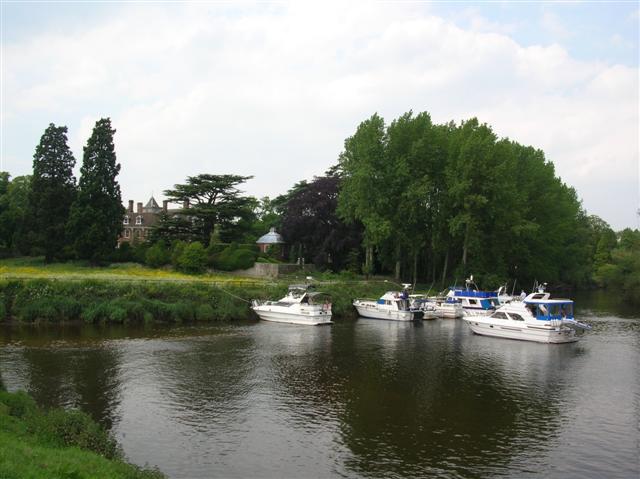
{"left": 0, "top": 291, "right": 638, "bottom": 478}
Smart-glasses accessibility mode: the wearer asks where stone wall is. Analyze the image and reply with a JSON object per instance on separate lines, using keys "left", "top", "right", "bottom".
{"left": 234, "top": 263, "right": 314, "bottom": 279}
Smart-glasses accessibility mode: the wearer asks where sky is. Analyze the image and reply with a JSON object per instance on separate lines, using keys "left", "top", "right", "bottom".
{"left": 1, "top": 1, "right": 638, "bottom": 230}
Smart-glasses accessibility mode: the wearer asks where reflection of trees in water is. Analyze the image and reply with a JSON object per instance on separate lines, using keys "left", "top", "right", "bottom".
{"left": 270, "top": 320, "right": 576, "bottom": 478}
{"left": 8, "top": 341, "right": 122, "bottom": 430}
{"left": 149, "top": 333, "right": 256, "bottom": 431}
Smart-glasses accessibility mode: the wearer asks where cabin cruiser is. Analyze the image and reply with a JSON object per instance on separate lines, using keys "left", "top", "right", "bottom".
{"left": 447, "top": 276, "right": 499, "bottom": 316}
{"left": 251, "top": 284, "right": 332, "bottom": 325}
{"left": 463, "top": 286, "right": 590, "bottom": 343}
{"left": 354, "top": 288, "right": 424, "bottom": 321}
{"left": 430, "top": 296, "right": 464, "bottom": 319}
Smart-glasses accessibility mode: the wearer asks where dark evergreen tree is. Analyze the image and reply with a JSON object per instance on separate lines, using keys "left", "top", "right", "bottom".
{"left": 67, "top": 118, "right": 123, "bottom": 263}
{"left": 25, "top": 124, "right": 76, "bottom": 262}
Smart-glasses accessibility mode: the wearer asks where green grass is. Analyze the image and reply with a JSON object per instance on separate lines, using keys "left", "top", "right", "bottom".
{"left": 0, "top": 257, "right": 262, "bottom": 284}
{"left": 0, "top": 257, "right": 401, "bottom": 321}
{"left": 0, "top": 390, "right": 164, "bottom": 479}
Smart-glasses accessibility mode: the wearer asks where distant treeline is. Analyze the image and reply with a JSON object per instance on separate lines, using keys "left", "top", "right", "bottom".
{"left": 0, "top": 110, "right": 637, "bottom": 302}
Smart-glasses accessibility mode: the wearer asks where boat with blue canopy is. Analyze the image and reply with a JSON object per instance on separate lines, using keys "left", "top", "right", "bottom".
{"left": 446, "top": 276, "right": 499, "bottom": 316}
{"left": 463, "top": 284, "right": 591, "bottom": 343}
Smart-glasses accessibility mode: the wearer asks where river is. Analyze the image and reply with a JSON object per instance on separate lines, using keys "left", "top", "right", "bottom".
{"left": 1, "top": 291, "right": 638, "bottom": 478}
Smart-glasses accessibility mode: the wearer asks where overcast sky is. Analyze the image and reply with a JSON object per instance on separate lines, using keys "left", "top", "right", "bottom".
{"left": 1, "top": 1, "right": 638, "bottom": 229}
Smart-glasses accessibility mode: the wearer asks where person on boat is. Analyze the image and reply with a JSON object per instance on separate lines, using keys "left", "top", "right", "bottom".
{"left": 400, "top": 289, "right": 409, "bottom": 300}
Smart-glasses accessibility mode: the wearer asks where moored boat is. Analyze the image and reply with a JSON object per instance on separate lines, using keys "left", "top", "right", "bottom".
{"left": 447, "top": 276, "right": 499, "bottom": 316}
{"left": 430, "top": 296, "right": 464, "bottom": 319}
{"left": 463, "top": 286, "right": 590, "bottom": 343}
{"left": 251, "top": 284, "right": 332, "bottom": 325}
{"left": 353, "top": 290, "right": 423, "bottom": 321}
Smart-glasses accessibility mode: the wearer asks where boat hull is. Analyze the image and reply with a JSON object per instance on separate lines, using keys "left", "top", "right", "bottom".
{"left": 464, "top": 317, "right": 578, "bottom": 343}
{"left": 434, "top": 304, "right": 463, "bottom": 319}
{"left": 354, "top": 304, "right": 422, "bottom": 321}
{"left": 252, "top": 307, "right": 332, "bottom": 325}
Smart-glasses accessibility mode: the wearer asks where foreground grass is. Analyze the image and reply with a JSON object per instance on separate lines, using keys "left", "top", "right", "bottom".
{"left": 0, "top": 390, "right": 164, "bottom": 479}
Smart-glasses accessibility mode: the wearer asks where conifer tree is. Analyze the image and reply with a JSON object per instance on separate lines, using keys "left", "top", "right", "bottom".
{"left": 67, "top": 118, "right": 123, "bottom": 263}
{"left": 26, "top": 124, "right": 76, "bottom": 262}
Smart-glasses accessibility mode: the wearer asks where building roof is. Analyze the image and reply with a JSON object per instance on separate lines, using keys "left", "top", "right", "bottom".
{"left": 256, "top": 227, "right": 284, "bottom": 244}
{"left": 144, "top": 196, "right": 162, "bottom": 212}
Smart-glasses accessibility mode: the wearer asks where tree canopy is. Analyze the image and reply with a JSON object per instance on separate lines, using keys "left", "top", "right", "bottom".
{"left": 25, "top": 124, "right": 77, "bottom": 262}
{"left": 67, "top": 118, "right": 123, "bottom": 263}
{"left": 163, "top": 174, "right": 255, "bottom": 245}
{"left": 338, "top": 111, "right": 599, "bottom": 287}
{"left": 280, "top": 173, "right": 363, "bottom": 270}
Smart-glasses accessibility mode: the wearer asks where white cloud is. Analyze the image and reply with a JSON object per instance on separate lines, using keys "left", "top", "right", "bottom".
{"left": 2, "top": 3, "right": 638, "bottom": 228}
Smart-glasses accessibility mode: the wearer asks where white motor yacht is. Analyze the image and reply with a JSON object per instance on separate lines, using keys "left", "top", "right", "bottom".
{"left": 447, "top": 276, "right": 500, "bottom": 316}
{"left": 353, "top": 291, "right": 423, "bottom": 321}
{"left": 251, "top": 284, "right": 332, "bottom": 325}
{"left": 463, "top": 287, "right": 590, "bottom": 343}
{"left": 430, "top": 296, "right": 464, "bottom": 319}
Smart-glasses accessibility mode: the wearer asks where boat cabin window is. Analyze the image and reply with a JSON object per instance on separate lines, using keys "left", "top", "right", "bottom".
{"left": 469, "top": 299, "right": 478, "bottom": 305}
{"left": 508, "top": 313, "right": 525, "bottom": 321}
{"left": 492, "top": 312, "right": 509, "bottom": 319}
{"left": 386, "top": 300, "right": 392, "bottom": 305}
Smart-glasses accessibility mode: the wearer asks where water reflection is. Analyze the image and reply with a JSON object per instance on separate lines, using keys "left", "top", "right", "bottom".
{"left": 0, "top": 299, "right": 638, "bottom": 479}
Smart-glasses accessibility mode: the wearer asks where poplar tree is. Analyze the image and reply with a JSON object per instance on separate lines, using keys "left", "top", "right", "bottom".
{"left": 26, "top": 124, "right": 76, "bottom": 262}
{"left": 67, "top": 118, "right": 123, "bottom": 263}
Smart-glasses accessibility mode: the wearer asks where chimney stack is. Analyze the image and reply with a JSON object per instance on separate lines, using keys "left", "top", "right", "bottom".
{"left": 128, "top": 200, "right": 134, "bottom": 213}
{"left": 162, "top": 200, "right": 168, "bottom": 213}
{"left": 137, "top": 202, "right": 143, "bottom": 213}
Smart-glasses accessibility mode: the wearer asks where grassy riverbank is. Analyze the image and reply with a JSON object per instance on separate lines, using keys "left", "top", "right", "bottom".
{"left": 0, "top": 389, "right": 164, "bottom": 479}
{"left": 0, "top": 258, "right": 395, "bottom": 322}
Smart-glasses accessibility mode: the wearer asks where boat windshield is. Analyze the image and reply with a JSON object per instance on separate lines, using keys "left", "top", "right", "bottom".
{"left": 532, "top": 302, "right": 574, "bottom": 320}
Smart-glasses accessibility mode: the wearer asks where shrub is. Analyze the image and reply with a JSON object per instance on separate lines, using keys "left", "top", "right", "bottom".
{"left": 0, "top": 390, "right": 37, "bottom": 418}
{"left": 33, "top": 408, "right": 122, "bottom": 459}
{"left": 82, "top": 302, "right": 128, "bottom": 323}
{"left": 170, "top": 240, "right": 187, "bottom": 268}
{"left": 145, "top": 242, "right": 170, "bottom": 268}
{"left": 213, "top": 243, "right": 257, "bottom": 271}
{"left": 195, "top": 304, "right": 215, "bottom": 321}
{"left": 16, "top": 297, "right": 81, "bottom": 322}
{"left": 177, "top": 242, "right": 207, "bottom": 274}
{"left": 110, "top": 242, "right": 135, "bottom": 263}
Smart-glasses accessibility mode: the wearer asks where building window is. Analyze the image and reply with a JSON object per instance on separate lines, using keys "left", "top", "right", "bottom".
{"left": 123, "top": 216, "right": 129, "bottom": 225}
{"left": 124, "top": 229, "right": 130, "bottom": 238}
{"left": 136, "top": 215, "right": 143, "bottom": 225}
{"left": 134, "top": 230, "right": 140, "bottom": 238}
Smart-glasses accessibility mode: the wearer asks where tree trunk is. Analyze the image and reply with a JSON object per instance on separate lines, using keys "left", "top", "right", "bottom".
{"left": 462, "top": 222, "right": 470, "bottom": 267}
{"left": 412, "top": 250, "right": 418, "bottom": 286}
{"left": 364, "top": 245, "right": 373, "bottom": 279}
{"left": 441, "top": 249, "right": 449, "bottom": 286}
{"left": 395, "top": 243, "right": 401, "bottom": 281}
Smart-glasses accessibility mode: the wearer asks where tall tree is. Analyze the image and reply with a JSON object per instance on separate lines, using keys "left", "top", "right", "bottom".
{"left": 67, "top": 118, "right": 123, "bottom": 263}
{"left": 164, "top": 174, "right": 254, "bottom": 246}
{"left": 0, "top": 174, "right": 31, "bottom": 254}
{"left": 24, "top": 124, "right": 76, "bottom": 262}
{"left": 338, "top": 113, "right": 390, "bottom": 276}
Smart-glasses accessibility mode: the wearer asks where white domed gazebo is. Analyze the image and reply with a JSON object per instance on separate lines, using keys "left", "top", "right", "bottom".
{"left": 256, "top": 227, "right": 285, "bottom": 253}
